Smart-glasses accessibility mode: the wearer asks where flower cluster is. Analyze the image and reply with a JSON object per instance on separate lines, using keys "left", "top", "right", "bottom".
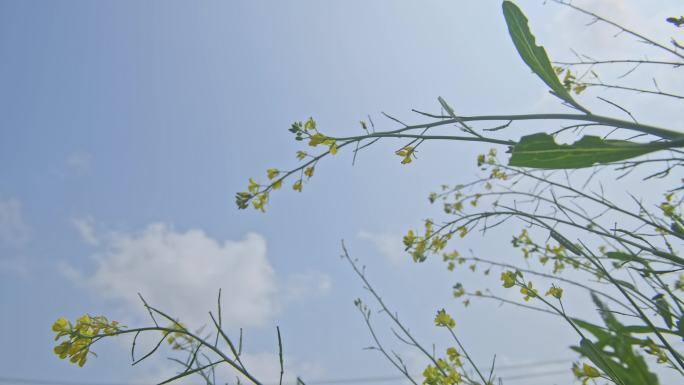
{"left": 642, "top": 338, "right": 669, "bottom": 364}
{"left": 52, "top": 315, "right": 121, "bottom": 367}
{"left": 554, "top": 66, "right": 588, "bottom": 95}
{"left": 422, "top": 347, "right": 463, "bottom": 385}
{"left": 395, "top": 146, "right": 416, "bottom": 164}
{"left": 571, "top": 362, "right": 601, "bottom": 385}
{"left": 659, "top": 192, "right": 684, "bottom": 236}
{"left": 519, "top": 281, "right": 538, "bottom": 302}
{"left": 500, "top": 270, "right": 519, "bottom": 288}
{"left": 236, "top": 117, "right": 339, "bottom": 212}
{"left": 511, "top": 229, "right": 583, "bottom": 274}
{"left": 434, "top": 309, "right": 456, "bottom": 328}
{"left": 403, "top": 220, "right": 453, "bottom": 263}
{"left": 165, "top": 321, "right": 189, "bottom": 351}
{"left": 545, "top": 285, "right": 563, "bottom": 300}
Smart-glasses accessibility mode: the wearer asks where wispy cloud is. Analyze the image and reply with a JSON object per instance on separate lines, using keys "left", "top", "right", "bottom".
{"left": 65, "top": 151, "right": 92, "bottom": 174}
{"left": 358, "top": 230, "right": 408, "bottom": 266}
{"left": 284, "top": 270, "right": 332, "bottom": 301}
{"left": 71, "top": 216, "right": 100, "bottom": 246}
{"left": 0, "top": 197, "right": 30, "bottom": 245}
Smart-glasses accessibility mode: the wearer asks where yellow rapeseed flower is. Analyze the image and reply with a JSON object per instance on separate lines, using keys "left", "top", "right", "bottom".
{"left": 434, "top": 309, "right": 456, "bottom": 328}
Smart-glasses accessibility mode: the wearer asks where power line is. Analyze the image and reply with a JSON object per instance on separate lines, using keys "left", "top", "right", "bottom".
{"left": 300, "top": 358, "right": 573, "bottom": 385}
{"left": 503, "top": 369, "right": 570, "bottom": 381}
{"left": 0, "top": 358, "right": 574, "bottom": 385}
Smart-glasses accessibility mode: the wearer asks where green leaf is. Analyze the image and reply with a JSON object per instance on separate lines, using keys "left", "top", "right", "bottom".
{"left": 508, "top": 133, "right": 668, "bottom": 169}
{"left": 502, "top": 1, "right": 586, "bottom": 112}
{"left": 573, "top": 319, "right": 611, "bottom": 343}
{"left": 620, "top": 325, "right": 676, "bottom": 336}
{"left": 591, "top": 294, "right": 623, "bottom": 331}
{"left": 612, "top": 279, "right": 637, "bottom": 292}
{"left": 549, "top": 230, "right": 582, "bottom": 255}
{"left": 605, "top": 251, "right": 642, "bottom": 264}
{"left": 653, "top": 294, "right": 674, "bottom": 329}
{"left": 578, "top": 338, "right": 629, "bottom": 385}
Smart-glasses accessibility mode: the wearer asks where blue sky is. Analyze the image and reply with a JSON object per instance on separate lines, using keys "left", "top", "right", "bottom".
{"left": 1, "top": 1, "right": 683, "bottom": 384}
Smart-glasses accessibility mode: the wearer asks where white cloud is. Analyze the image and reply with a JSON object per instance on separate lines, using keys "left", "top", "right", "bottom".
{"left": 71, "top": 216, "right": 100, "bottom": 246}
{"left": 57, "top": 260, "right": 82, "bottom": 281}
{"left": 66, "top": 223, "right": 277, "bottom": 328}
{"left": 284, "top": 271, "right": 332, "bottom": 301}
{"left": 0, "top": 197, "right": 30, "bottom": 244}
{"left": 65, "top": 151, "right": 92, "bottom": 174}
{"left": 358, "top": 231, "right": 408, "bottom": 265}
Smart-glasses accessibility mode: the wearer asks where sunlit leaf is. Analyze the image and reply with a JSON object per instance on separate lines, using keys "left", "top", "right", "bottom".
{"left": 508, "top": 133, "right": 668, "bottom": 169}
{"left": 502, "top": 1, "right": 587, "bottom": 112}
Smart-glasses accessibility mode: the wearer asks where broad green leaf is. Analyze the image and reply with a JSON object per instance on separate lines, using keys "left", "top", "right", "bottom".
{"left": 574, "top": 319, "right": 653, "bottom": 347}
{"left": 578, "top": 295, "right": 661, "bottom": 385}
{"left": 502, "top": 1, "right": 586, "bottom": 112}
{"left": 573, "top": 319, "right": 611, "bottom": 344}
{"left": 508, "top": 133, "right": 669, "bottom": 169}
{"left": 620, "top": 325, "right": 676, "bottom": 336}
{"left": 591, "top": 294, "right": 623, "bottom": 331}
{"left": 578, "top": 338, "right": 629, "bottom": 385}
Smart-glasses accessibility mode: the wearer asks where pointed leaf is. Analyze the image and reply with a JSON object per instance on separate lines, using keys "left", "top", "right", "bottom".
{"left": 605, "top": 251, "right": 643, "bottom": 264}
{"left": 579, "top": 338, "right": 630, "bottom": 385}
{"left": 653, "top": 294, "right": 674, "bottom": 329}
{"left": 591, "top": 293, "right": 623, "bottom": 331}
{"left": 508, "top": 133, "right": 669, "bottom": 169}
{"left": 502, "top": 1, "right": 586, "bottom": 112}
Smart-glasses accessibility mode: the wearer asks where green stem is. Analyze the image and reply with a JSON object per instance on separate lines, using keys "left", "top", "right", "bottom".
{"left": 412, "top": 113, "right": 683, "bottom": 140}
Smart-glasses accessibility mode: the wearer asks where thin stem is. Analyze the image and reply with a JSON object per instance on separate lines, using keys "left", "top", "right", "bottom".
{"left": 554, "top": 59, "right": 684, "bottom": 67}
{"left": 582, "top": 82, "right": 684, "bottom": 100}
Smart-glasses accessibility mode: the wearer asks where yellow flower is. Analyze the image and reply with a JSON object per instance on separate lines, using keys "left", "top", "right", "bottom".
{"left": 308, "top": 133, "right": 327, "bottom": 147}
{"left": 395, "top": 146, "right": 415, "bottom": 164}
{"left": 251, "top": 193, "right": 268, "bottom": 212}
{"left": 304, "top": 117, "right": 316, "bottom": 130}
{"left": 500, "top": 271, "right": 516, "bottom": 288}
{"left": 434, "top": 309, "right": 456, "bottom": 328}
{"left": 292, "top": 180, "right": 303, "bottom": 192}
{"left": 545, "top": 285, "right": 563, "bottom": 300}
{"left": 247, "top": 178, "right": 260, "bottom": 193}
{"left": 520, "top": 282, "right": 538, "bottom": 301}
{"left": 403, "top": 230, "right": 415, "bottom": 247}
{"left": 446, "top": 347, "right": 460, "bottom": 363}
{"left": 267, "top": 168, "right": 279, "bottom": 180}
{"left": 582, "top": 363, "right": 600, "bottom": 378}
{"left": 52, "top": 318, "right": 70, "bottom": 332}
{"left": 304, "top": 167, "right": 315, "bottom": 178}
{"left": 76, "top": 314, "right": 91, "bottom": 326}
